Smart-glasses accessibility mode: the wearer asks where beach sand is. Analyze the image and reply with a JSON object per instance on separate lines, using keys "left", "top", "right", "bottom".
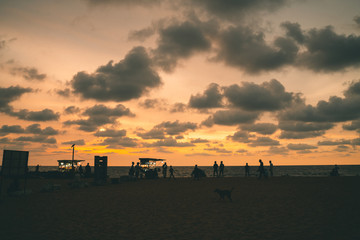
{"left": 1, "top": 176, "right": 359, "bottom": 240}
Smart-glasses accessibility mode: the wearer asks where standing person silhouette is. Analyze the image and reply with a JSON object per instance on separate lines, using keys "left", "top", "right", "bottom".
{"left": 162, "top": 162, "right": 167, "bottom": 178}
{"left": 269, "top": 160, "right": 274, "bottom": 177}
{"left": 85, "top": 163, "right": 91, "bottom": 178}
{"left": 219, "top": 161, "right": 225, "bottom": 177}
{"left": 169, "top": 166, "right": 175, "bottom": 179}
{"left": 213, "top": 161, "right": 219, "bottom": 177}
{"left": 129, "top": 162, "right": 135, "bottom": 176}
{"left": 258, "top": 159, "right": 265, "bottom": 179}
{"left": 245, "top": 163, "right": 250, "bottom": 177}
{"left": 135, "top": 162, "right": 140, "bottom": 179}
{"left": 191, "top": 165, "right": 200, "bottom": 180}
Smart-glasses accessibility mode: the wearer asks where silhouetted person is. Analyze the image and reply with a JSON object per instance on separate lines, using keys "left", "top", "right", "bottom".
{"left": 269, "top": 160, "right": 273, "bottom": 177}
{"left": 245, "top": 163, "right": 250, "bottom": 177}
{"left": 162, "top": 162, "right": 167, "bottom": 178}
{"left": 258, "top": 159, "right": 265, "bottom": 179}
{"left": 135, "top": 162, "right": 140, "bottom": 179}
{"left": 169, "top": 166, "right": 175, "bottom": 179}
{"left": 85, "top": 163, "right": 91, "bottom": 178}
{"left": 330, "top": 164, "right": 340, "bottom": 176}
{"left": 192, "top": 165, "right": 200, "bottom": 180}
{"left": 78, "top": 165, "right": 83, "bottom": 175}
{"left": 35, "top": 164, "right": 40, "bottom": 173}
{"left": 219, "top": 161, "right": 224, "bottom": 177}
{"left": 213, "top": 161, "right": 219, "bottom": 177}
{"left": 129, "top": 162, "right": 135, "bottom": 176}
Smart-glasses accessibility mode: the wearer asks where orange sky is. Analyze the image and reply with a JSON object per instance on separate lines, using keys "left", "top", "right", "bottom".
{"left": 1, "top": 0, "right": 360, "bottom": 166}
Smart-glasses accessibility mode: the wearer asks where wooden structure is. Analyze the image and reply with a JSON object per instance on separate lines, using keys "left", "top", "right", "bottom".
{"left": 139, "top": 158, "right": 165, "bottom": 179}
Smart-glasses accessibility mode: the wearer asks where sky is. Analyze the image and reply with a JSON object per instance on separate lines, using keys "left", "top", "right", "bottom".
{"left": 1, "top": 0, "right": 360, "bottom": 166}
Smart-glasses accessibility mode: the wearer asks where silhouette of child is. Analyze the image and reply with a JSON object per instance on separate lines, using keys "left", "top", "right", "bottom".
{"left": 213, "top": 161, "right": 219, "bottom": 177}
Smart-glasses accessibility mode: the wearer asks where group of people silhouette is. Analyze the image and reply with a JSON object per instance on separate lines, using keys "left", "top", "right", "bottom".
{"left": 212, "top": 161, "right": 225, "bottom": 177}
{"left": 255, "top": 159, "right": 274, "bottom": 179}
{"left": 128, "top": 162, "right": 142, "bottom": 178}
{"left": 161, "top": 162, "right": 175, "bottom": 179}
{"left": 127, "top": 160, "right": 276, "bottom": 179}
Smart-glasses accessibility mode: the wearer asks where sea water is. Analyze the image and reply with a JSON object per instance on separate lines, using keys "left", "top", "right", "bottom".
{"left": 26, "top": 165, "right": 360, "bottom": 178}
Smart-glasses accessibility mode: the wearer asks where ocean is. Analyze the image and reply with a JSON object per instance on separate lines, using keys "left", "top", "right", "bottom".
{"left": 27, "top": 165, "right": 360, "bottom": 178}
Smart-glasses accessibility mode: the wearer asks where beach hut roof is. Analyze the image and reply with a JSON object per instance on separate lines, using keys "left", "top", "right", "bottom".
{"left": 57, "top": 160, "right": 85, "bottom": 163}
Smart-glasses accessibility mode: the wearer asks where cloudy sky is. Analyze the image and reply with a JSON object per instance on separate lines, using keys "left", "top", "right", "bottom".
{"left": 1, "top": 0, "right": 360, "bottom": 166}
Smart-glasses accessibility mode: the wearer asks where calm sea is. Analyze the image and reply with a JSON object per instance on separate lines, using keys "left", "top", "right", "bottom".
{"left": 27, "top": 165, "right": 360, "bottom": 178}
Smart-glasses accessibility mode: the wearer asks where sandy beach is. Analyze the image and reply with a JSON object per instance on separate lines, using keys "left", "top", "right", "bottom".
{"left": 1, "top": 176, "right": 359, "bottom": 240}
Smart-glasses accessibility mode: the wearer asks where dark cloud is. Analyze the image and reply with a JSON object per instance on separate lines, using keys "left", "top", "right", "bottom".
{"left": 99, "top": 137, "right": 138, "bottom": 148}
{"left": 0, "top": 125, "right": 25, "bottom": 136}
{"left": 278, "top": 121, "right": 334, "bottom": 139}
{"left": 193, "top": 0, "right": 287, "bottom": 20}
{"left": 224, "top": 79, "right": 296, "bottom": 111}
{"left": 279, "top": 121, "right": 334, "bottom": 132}
{"left": 0, "top": 86, "right": 32, "bottom": 112}
{"left": 189, "top": 83, "right": 223, "bottom": 109}
{"left": 279, "top": 80, "right": 360, "bottom": 122}
{"left": 334, "top": 145, "right": 350, "bottom": 152}
{"left": 94, "top": 129, "right": 127, "bottom": 137}
{"left": 11, "top": 67, "right": 46, "bottom": 81}
{"left": 9, "top": 109, "right": 60, "bottom": 122}
{"left": 217, "top": 26, "right": 298, "bottom": 73}
{"left": 64, "top": 106, "right": 80, "bottom": 114}
{"left": 143, "top": 138, "right": 194, "bottom": 147}
{"left": 297, "top": 25, "right": 360, "bottom": 71}
{"left": 240, "top": 123, "right": 277, "bottom": 135}
{"left": 25, "top": 124, "right": 59, "bottom": 136}
{"left": 267, "top": 146, "right": 289, "bottom": 155}
{"left": 343, "top": 120, "right": 360, "bottom": 132}
{"left": 204, "top": 147, "right": 232, "bottom": 154}
{"left": 227, "top": 130, "right": 254, "bottom": 143}
{"left": 56, "top": 88, "right": 71, "bottom": 97}
{"left": 71, "top": 46, "right": 162, "bottom": 102}
{"left": 152, "top": 19, "right": 216, "bottom": 72}
{"left": 64, "top": 104, "right": 134, "bottom": 132}
{"left": 204, "top": 109, "right": 260, "bottom": 126}
{"left": 62, "top": 139, "right": 86, "bottom": 146}
{"left": 138, "top": 120, "right": 197, "bottom": 139}
{"left": 170, "top": 103, "right": 187, "bottom": 113}
{"left": 318, "top": 139, "right": 352, "bottom": 146}
{"left": 236, "top": 149, "right": 248, "bottom": 153}
{"left": 279, "top": 131, "right": 325, "bottom": 139}
{"left": 0, "top": 137, "right": 29, "bottom": 149}
{"left": 15, "top": 136, "right": 57, "bottom": 144}
{"left": 281, "top": 21, "right": 305, "bottom": 44}
{"left": 138, "top": 98, "right": 168, "bottom": 110}
{"left": 137, "top": 129, "right": 165, "bottom": 139}
{"left": 248, "top": 137, "right": 280, "bottom": 147}
{"left": 87, "top": 0, "right": 163, "bottom": 7}
{"left": 154, "top": 120, "right": 197, "bottom": 135}
{"left": 190, "top": 138, "right": 209, "bottom": 143}
{"left": 287, "top": 143, "right": 317, "bottom": 150}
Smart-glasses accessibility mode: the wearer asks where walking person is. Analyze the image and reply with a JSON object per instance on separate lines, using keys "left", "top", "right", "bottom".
{"left": 269, "top": 160, "right": 274, "bottom": 177}
{"left": 245, "top": 163, "right": 250, "bottom": 177}
{"left": 213, "top": 161, "right": 219, "bottom": 177}
{"left": 257, "top": 159, "right": 265, "bottom": 179}
{"left": 219, "top": 161, "right": 225, "bottom": 177}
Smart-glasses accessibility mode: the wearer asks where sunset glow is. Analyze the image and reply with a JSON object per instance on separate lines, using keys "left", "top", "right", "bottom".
{"left": 1, "top": 0, "right": 360, "bottom": 166}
